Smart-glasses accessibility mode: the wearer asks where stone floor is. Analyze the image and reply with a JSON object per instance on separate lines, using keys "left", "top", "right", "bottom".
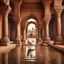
{"left": 20, "top": 45, "right": 64, "bottom": 64}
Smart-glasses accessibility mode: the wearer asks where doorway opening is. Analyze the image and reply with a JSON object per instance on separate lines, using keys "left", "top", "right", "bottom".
{"left": 25, "top": 18, "right": 37, "bottom": 59}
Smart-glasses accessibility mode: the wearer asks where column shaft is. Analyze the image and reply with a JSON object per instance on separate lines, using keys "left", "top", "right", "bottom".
{"left": 54, "top": 6, "right": 63, "bottom": 44}
{"left": 43, "top": 0, "right": 52, "bottom": 44}
{"left": 15, "top": 23, "right": 20, "bottom": 38}
{"left": 13, "top": 2, "right": 21, "bottom": 44}
{"left": 14, "top": 22, "right": 21, "bottom": 44}
{"left": 56, "top": 13, "right": 62, "bottom": 40}
{"left": 0, "top": 6, "right": 11, "bottom": 46}
{"left": 2, "top": 14, "right": 8, "bottom": 37}
{"left": 44, "top": 23, "right": 50, "bottom": 40}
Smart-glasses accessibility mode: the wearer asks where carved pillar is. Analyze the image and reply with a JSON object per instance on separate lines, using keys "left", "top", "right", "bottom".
{"left": 44, "top": 22, "right": 50, "bottom": 40}
{"left": 0, "top": 6, "right": 11, "bottom": 46}
{"left": 54, "top": 6, "right": 63, "bottom": 44}
{"left": 12, "top": 1, "right": 22, "bottom": 44}
{"left": 43, "top": 0, "right": 52, "bottom": 44}
{"left": 24, "top": 28, "right": 26, "bottom": 41}
{"left": 43, "top": 17, "right": 51, "bottom": 43}
{"left": 13, "top": 17, "right": 21, "bottom": 44}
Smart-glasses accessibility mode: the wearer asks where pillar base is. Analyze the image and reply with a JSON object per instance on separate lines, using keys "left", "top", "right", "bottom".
{"left": 55, "top": 41, "right": 63, "bottom": 45}
{"left": 56, "top": 36, "right": 63, "bottom": 41}
{"left": 55, "top": 36, "right": 63, "bottom": 45}
{"left": 43, "top": 37, "right": 54, "bottom": 44}
{"left": 0, "top": 36, "right": 10, "bottom": 46}
{"left": 44, "top": 37, "right": 50, "bottom": 41}
{"left": 13, "top": 38, "right": 21, "bottom": 44}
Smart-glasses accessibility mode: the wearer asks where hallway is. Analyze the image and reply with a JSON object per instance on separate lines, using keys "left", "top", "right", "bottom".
{"left": 0, "top": 0, "right": 64, "bottom": 64}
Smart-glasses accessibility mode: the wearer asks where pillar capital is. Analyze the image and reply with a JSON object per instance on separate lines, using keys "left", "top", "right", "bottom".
{"left": 43, "top": 17, "right": 51, "bottom": 24}
{"left": 13, "top": 17, "right": 21, "bottom": 24}
{"left": 1, "top": 5, "right": 11, "bottom": 16}
{"left": 11, "top": 0, "right": 22, "bottom": 5}
{"left": 42, "top": 0, "right": 52, "bottom": 6}
{"left": 54, "top": 6, "right": 63, "bottom": 14}
{"left": 0, "top": 6, "right": 11, "bottom": 46}
{"left": 13, "top": 17, "right": 21, "bottom": 44}
{"left": 54, "top": 0, "right": 62, "bottom": 6}
{"left": 54, "top": 6, "right": 63, "bottom": 44}
{"left": 43, "top": 0, "right": 52, "bottom": 18}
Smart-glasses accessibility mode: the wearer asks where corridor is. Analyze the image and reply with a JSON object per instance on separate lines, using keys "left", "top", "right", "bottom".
{"left": 0, "top": 0, "right": 64, "bottom": 64}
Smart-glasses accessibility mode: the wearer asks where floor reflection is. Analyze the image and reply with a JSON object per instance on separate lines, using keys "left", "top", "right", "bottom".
{"left": 25, "top": 46, "right": 36, "bottom": 58}
{"left": 21, "top": 43, "right": 64, "bottom": 64}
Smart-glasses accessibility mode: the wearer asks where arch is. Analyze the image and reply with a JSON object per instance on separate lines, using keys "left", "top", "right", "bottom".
{"left": 26, "top": 22, "right": 37, "bottom": 29}
{"left": 21, "top": 13, "right": 38, "bottom": 29}
{"left": 27, "top": 18, "right": 36, "bottom": 22}
{"left": 21, "top": 13, "right": 38, "bottom": 23}
{"left": 27, "top": 23, "right": 36, "bottom": 30}
{"left": 27, "top": 23, "right": 37, "bottom": 38}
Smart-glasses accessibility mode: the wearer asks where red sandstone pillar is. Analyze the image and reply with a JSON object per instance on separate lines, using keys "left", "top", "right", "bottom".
{"left": 0, "top": 6, "right": 11, "bottom": 46}
{"left": 54, "top": 6, "right": 63, "bottom": 44}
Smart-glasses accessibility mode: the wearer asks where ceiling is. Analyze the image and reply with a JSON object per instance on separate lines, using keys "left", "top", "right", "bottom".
{"left": 23, "top": 0, "right": 42, "bottom": 3}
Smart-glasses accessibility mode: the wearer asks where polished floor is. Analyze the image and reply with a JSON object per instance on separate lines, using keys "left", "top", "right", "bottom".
{"left": 20, "top": 45, "right": 64, "bottom": 64}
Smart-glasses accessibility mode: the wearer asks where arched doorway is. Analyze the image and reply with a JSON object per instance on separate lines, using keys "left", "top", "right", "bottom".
{"left": 22, "top": 18, "right": 38, "bottom": 59}
{"left": 25, "top": 18, "right": 37, "bottom": 59}
{"left": 26, "top": 23, "right": 37, "bottom": 44}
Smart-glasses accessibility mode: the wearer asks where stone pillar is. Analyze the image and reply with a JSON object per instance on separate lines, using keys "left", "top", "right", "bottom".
{"left": 44, "top": 23, "right": 50, "bottom": 41}
{"left": 42, "top": 0, "right": 52, "bottom": 44}
{"left": 24, "top": 28, "right": 26, "bottom": 41}
{"left": 13, "top": 17, "right": 21, "bottom": 44}
{"left": 0, "top": 6, "right": 11, "bottom": 46}
{"left": 13, "top": 18, "right": 21, "bottom": 64}
{"left": 12, "top": 1, "right": 22, "bottom": 44}
{"left": 43, "top": 17, "right": 51, "bottom": 44}
{"left": 54, "top": 6, "right": 63, "bottom": 44}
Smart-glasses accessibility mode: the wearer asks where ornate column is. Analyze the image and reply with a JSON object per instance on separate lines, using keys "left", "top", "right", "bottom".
{"left": 43, "top": 0, "right": 52, "bottom": 43}
{"left": 12, "top": 0, "right": 22, "bottom": 44}
{"left": 54, "top": 6, "right": 63, "bottom": 44}
{"left": 0, "top": 5, "right": 11, "bottom": 45}
{"left": 13, "top": 17, "right": 21, "bottom": 44}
